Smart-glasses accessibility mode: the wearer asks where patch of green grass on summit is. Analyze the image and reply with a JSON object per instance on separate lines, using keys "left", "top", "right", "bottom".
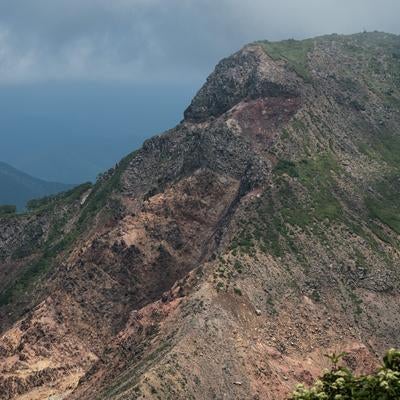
{"left": 260, "top": 38, "right": 314, "bottom": 82}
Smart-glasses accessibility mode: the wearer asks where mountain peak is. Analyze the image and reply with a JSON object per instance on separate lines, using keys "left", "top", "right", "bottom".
{"left": 185, "top": 31, "right": 400, "bottom": 124}
{"left": 184, "top": 43, "right": 301, "bottom": 122}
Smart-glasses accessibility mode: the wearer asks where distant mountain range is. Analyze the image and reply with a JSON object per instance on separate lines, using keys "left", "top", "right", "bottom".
{"left": 0, "top": 161, "right": 74, "bottom": 210}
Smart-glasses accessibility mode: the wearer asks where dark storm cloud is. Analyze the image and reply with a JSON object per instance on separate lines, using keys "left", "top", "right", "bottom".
{"left": 0, "top": 0, "right": 399, "bottom": 84}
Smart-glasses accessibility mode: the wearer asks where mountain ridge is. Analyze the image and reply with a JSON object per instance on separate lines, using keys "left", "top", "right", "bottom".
{"left": 0, "top": 31, "right": 400, "bottom": 399}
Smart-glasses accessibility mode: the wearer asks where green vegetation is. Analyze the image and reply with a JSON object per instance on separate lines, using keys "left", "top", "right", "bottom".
{"left": 0, "top": 257, "right": 51, "bottom": 306}
{"left": 0, "top": 205, "right": 16, "bottom": 216}
{"left": 356, "top": 130, "right": 400, "bottom": 241}
{"left": 274, "top": 160, "right": 299, "bottom": 178}
{"left": 367, "top": 198, "right": 400, "bottom": 235}
{"left": 233, "top": 287, "right": 242, "bottom": 296}
{"left": 0, "top": 218, "right": 83, "bottom": 306}
{"left": 232, "top": 143, "right": 399, "bottom": 262}
{"left": 347, "top": 288, "right": 363, "bottom": 316}
{"left": 280, "top": 155, "right": 342, "bottom": 226}
{"left": 290, "top": 349, "right": 400, "bottom": 399}
{"left": 231, "top": 153, "right": 343, "bottom": 257}
{"left": 260, "top": 38, "right": 314, "bottom": 82}
{"left": 296, "top": 155, "right": 343, "bottom": 221}
{"left": 233, "top": 260, "right": 244, "bottom": 274}
{"left": 77, "top": 151, "right": 137, "bottom": 229}
{"left": 276, "top": 153, "right": 343, "bottom": 225}
{"left": 366, "top": 176, "right": 400, "bottom": 235}
{"left": 358, "top": 131, "right": 400, "bottom": 169}
{"left": 27, "top": 182, "right": 92, "bottom": 212}
{"left": 375, "top": 133, "right": 400, "bottom": 167}
{"left": 0, "top": 149, "right": 138, "bottom": 307}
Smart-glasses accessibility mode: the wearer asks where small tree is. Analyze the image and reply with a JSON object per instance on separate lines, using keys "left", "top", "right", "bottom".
{"left": 290, "top": 349, "right": 400, "bottom": 399}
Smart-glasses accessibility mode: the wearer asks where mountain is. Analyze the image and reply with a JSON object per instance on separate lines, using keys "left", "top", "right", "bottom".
{"left": 0, "top": 161, "right": 74, "bottom": 210}
{"left": 0, "top": 31, "right": 400, "bottom": 400}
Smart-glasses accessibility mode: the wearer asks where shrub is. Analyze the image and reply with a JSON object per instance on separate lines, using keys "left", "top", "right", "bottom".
{"left": 233, "top": 287, "right": 243, "bottom": 296}
{"left": 290, "top": 349, "right": 400, "bottom": 399}
{"left": 274, "top": 160, "right": 299, "bottom": 178}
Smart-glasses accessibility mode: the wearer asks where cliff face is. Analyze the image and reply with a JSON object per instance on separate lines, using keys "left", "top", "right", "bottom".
{"left": 1, "top": 32, "right": 400, "bottom": 400}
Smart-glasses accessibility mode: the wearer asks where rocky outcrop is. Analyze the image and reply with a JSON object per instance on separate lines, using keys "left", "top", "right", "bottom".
{"left": 184, "top": 44, "right": 301, "bottom": 121}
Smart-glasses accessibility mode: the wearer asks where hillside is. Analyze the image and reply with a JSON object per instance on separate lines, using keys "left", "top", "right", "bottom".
{"left": 0, "top": 31, "right": 400, "bottom": 400}
{"left": 0, "top": 161, "right": 74, "bottom": 210}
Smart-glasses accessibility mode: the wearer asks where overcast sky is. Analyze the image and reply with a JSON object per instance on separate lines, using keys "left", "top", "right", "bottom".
{"left": 0, "top": 0, "right": 399, "bottom": 183}
{"left": 0, "top": 0, "right": 399, "bottom": 85}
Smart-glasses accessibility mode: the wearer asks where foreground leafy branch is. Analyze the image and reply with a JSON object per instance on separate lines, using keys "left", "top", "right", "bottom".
{"left": 290, "top": 349, "right": 400, "bottom": 399}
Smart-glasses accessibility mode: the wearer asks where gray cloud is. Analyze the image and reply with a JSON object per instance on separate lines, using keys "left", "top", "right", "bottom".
{"left": 0, "top": 0, "right": 399, "bottom": 84}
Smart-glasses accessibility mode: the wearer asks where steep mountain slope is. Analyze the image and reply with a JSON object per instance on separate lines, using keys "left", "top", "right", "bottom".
{"left": 0, "top": 32, "right": 400, "bottom": 400}
{"left": 0, "top": 162, "right": 74, "bottom": 210}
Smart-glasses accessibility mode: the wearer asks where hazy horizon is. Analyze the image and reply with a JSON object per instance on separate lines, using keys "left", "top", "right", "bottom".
{"left": 1, "top": 0, "right": 399, "bottom": 183}
{"left": 0, "top": 82, "right": 197, "bottom": 183}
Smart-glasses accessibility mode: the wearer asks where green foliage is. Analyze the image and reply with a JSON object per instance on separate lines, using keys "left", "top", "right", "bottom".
{"left": 384, "top": 349, "right": 400, "bottom": 371}
{"left": 366, "top": 176, "right": 400, "bottom": 235}
{"left": 0, "top": 151, "right": 137, "bottom": 308}
{"left": 367, "top": 198, "right": 400, "bottom": 235}
{"left": 233, "top": 287, "right": 242, "bottom": 296}
{"left": 357, "top": 129, "right": 400, "bottom": 242}
{"left": 260, "top": 38, "right": 314, "bottom": 82}
{"left": 274, "top": 154, "right": 343, "bottom": 226}
{"left": 0, "top": 205, "right": 16, "bottom": 216}
{"left": 296, "top": 155, "right": 343, "bottom": 221}
{"left": 0, "top": 226, "right": 82, "bottom": 307}
{"left": 338, "top": 78, "right": 361, "bottom": 93}
{"left": 360, "top": 132, "right": 400, "bottom": 169}
{"left": 27, "top": 182, "right": 92, "bottom": 212}
{"left": 230, "top": 153, "right": 343, "bottom": 257}
{"left": 77, "top": 151, "right": 137, "bottom": 229}
{"left": 325, "top": 352, "right": 347, "bottom": 367}
{"left": 233, "top": 260, "right": 244, "bottom": 273}
{"left": 0, "top": 257, "right": 51, "bottom": 306}
{"left": 0, "top": 183, "right": 96, "bottom": 306}
{"left": 274, "top": 160, "right": 299, "bottom": 178}
{"left": 290, "top": 349, "right": 400, "bottom": 400}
